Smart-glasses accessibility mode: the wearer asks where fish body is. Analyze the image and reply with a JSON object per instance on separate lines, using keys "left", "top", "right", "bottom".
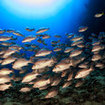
{"left": 32, "top": 58, "right": 55, "bottom": 69}
{"left": 70, "top": 49, "right": 82, "bottom": 57}
{"left": 42, "top": 34, "right": 50, "bottom": 39}
{"left": 62, "top": 81, "right": 72, "bottom": 88}
{"left": 36, "top": 28, "right": 49, "bottom": 34}
{"left": 0, "top": 76, "right": 11, "bottom": 84}
{"left": 75, "top": 66, "right": 93, "bottom": 79}
{"left": 19, "top": 87, "right": 31, "bottom": 92}
{"left": 45, "top": 89, "right": 58, "bottom": 98}
{"left": 92, "top": 45, "right": 104, "bottom": 52}
{"left": 22, "top": 36, "right": 36, "bottom": 43}
{"left": 0, "top": 84, "right": 12, "bottom": 91}
{"left": 53, "top": 62, "right": 72, "bottom": 73}
{"left": 1, "top": 56, "right": 17, "bottom": 65}
{"left": 35, "top": 49, "right": 52, "bottom": 57}
{"left": 13, "top": 32, "right": 24, "bottom": 37}
{"left": 12, "top": 58, "right": 31, "bottom": 70}
{"left": 22, "top": 73, "right": 39, "bottom": 83}
{"left": 3, "top": 49, "right": 18, "bottom": 58}
{"left": 94, "top": 12, "right": 104, "bottom": 18}
{"left": 25, "top": 28, "right": 35, "bottom": 32}
{"left": 78, "top": 26, "right": 88, "bottom": 32}
{"left": 71, "top": 36, "right": 83, "bottom": 41}
{"left": 0, "top": 36, "right": 12, "bottom": 41}
{"left": 0, "top": 68, "right": 13, "bottom": 76}
{"left": 33, "top": 78, "right": 50, "bottom": 88}
{"left": 64, "top": 47, "right": 74, "bottom": 53}
{"left": 0, "top": 29, "right": 5, "bottom": 34}
{"left": 54, "top": 35, "right": 61, "bottom": 38}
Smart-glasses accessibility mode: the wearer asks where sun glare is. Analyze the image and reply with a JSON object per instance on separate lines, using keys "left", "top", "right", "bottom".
{"left": 16, "top": 0, "right": 54, "bottom": 7}
{"left": 1, "top": 0, "right": 71, "bottom": 18}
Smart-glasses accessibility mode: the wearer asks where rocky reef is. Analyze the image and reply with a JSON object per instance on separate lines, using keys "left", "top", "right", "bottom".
{"left": 0, "top": 69, "right": 105, "bottom": 105}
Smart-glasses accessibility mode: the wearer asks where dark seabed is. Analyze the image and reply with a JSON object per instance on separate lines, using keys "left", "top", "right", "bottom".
{"left": 0, "top": 0, "right": 105, "bottom": 105}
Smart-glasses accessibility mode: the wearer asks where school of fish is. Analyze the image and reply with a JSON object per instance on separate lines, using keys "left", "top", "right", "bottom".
{"left": 0, "top": 12, "right": 105, "bottom": 99}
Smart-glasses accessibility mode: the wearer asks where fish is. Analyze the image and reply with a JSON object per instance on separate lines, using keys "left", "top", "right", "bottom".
{"left": 67, "top": 72, "right": 73, "bottom": 81}
{"left": 19, "top": 87, "right": 31, "bottom": 92}
{"left": 31, "top": 44, "right": 39, "bottom": 48}
{"left": 0, "top": 84, "right": 12, "bottom": 91}
{"left": 22, "top": 73, "right": 40, "bottom": 83}
{"left": 78, "top": 26, "right": 88, "bottom": 32}
{"left": 71, "top": 40, "right": 83, "bottom": 46}
{"left": 22, "top": 36, "right": 36, "bottom": 43}
{"left": 54, "top": 35, "right": 61, "bottom": 38}
{"left": 53, "top": 47, "right": 62, "bottom": 52}
{"left": 13, "top": 32, "right": 24, "bottom": 37}
{"left": 0, "top": 68, "right": 13, "bottom": 76}
{"left": 92, "top": 41, "right": 100, "bottom": 46}
{"left": 70, "top": 56, "right": 85, "bottom": 67}
{"left": 39, "top": 85, "right": 49, "bottom": 90}
{"left": 61, "top": 70, "right": 68, "bottom": 77}
{"left": 6, "top": 29, "right": 15, "bottom": 33}
{"left": 94, "top": 12, "right": 104, "bottom": 18}
{"left": 25, "top": 28, "right": 35, "bottom": 32}
{"left": 52, "top": 61, "right": 72, "bottom": 73}
{"left": 33, "top": 78, "right": 50, "bottom": 88}
{"left": 0, "top": 76, "right": 11, "bottom": 84}
{"left": 66, "top": 33, "right": 74, "bottom": 38}
{"left": 69, "top": 49, "right": 83, "bottom": 57}
{"left": 45, "top": 88, "right": 58, "bottom": 98}
{"left": 0, "top": 36, "right": 13, "bottom": 41}
{"left": 9, "top": 45, "right": 22, "bottom": 50}
{"left": 78, "top": 63, "right": 89, "bottom": 69}
{"left": 91, "top": 33, "right": 97, "bottom": 38}
{"left": 51, "top": 40, "right": 60, "bottom": 44}
{"left": 19, "top": 69, "right": 27, "bottom": 74}
{"left": 32, "top": 57, "right": 56, "bottom": 70}
{"left": 95, "top": 63, "right": 104, "bottom": 69}
{"left": 75, "top": 66, "right": 93, "bottom": 79}
{"left": 92, "top": 45, "right": 104, "bottom": 52}
{"left": 77, "top": 43, "right": 85, "bottom": 48}
{"left": 71, "top": 36, "right": 83, "bottom": 41}
{"left": 42, "top": 34, "right": 51, "bottom": 39}
{"left": 12, "top": 58, "right": 32, "bottom": 70}
{"left": 36, "top": 34, "right": 43, "bottom": 38}
{"left": 35, "top": 49, "right": 52, "bottom": 57}
{"left": 1, "top": 56, "right": 17, "bottom": 65}
{"left": 0, "top": 50, "right": 5, "bottom": 55}
{"left": 2, "top": 49, "right": 18, "bottom": 58}
{"left": 92, "top": 54, "right": 102, "bottom": 61}
{"left": 64, "top": 47, "right": 74, "bottom": 53}
{"left": 51, "top": 76, "right": 61, "bottom": 86}
{"left": 62, "top": 81, "right": 72, "bottom": 88}
{"left": 0, "top": 25, "right": 105, "bottom": 99}
{"left": 36, "top": 28, "right": 49, "bottom": 34}
{"left": 75, "top": 80, "right": 84, "bottom": 87}
{"left": 0, "top": 29, "right": 5, "bottom": 34}
{"left": 0, "top": 42, "right": 15, "bottom": 46}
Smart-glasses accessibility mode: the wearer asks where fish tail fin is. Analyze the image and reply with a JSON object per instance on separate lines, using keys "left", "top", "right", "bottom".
{"left": 51, "top": 56, "right": 57, "bottom": 62}
{"left": 89, "top": 64, "right": 94, "bottom": 71}
{"left": 29, "top": 57, "right": 34, "bottom": 64}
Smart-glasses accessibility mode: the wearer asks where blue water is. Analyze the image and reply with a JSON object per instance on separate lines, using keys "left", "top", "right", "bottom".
{"left": 0, "top": 0, "right": 89, "bottom": 50}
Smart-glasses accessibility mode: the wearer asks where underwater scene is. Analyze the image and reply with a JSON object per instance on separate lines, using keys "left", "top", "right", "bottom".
{"left": 0, "top": 0, "right": 105, "bottom": 105}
